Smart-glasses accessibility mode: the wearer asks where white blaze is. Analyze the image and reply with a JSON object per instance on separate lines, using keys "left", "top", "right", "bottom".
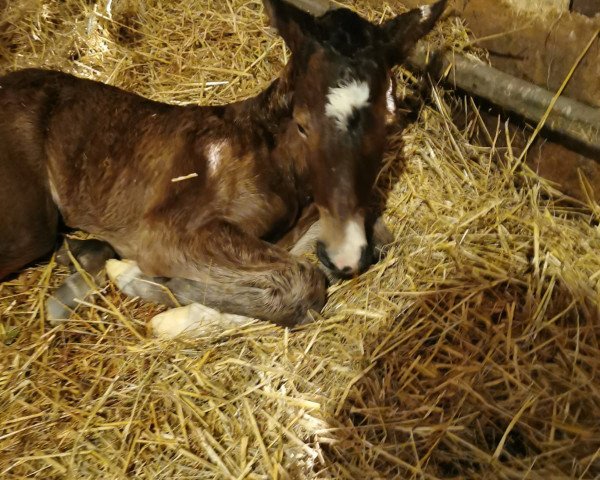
{"left": 419, "top": 4, "right": 432, "bottom": 22}
{"left": 329, "top": 220, "right": 368, "bottom": 272}
{"left": 325, "top": 80, "right": 370, "bottom": 131}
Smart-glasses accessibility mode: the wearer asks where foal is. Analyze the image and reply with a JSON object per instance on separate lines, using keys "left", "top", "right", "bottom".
{"left": 0, "top": 0, "right": 446, "bottom": 338}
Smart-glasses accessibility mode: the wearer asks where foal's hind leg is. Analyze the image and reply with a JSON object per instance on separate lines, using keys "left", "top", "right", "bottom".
{"left": 46, "top": 238, "right": 116, "bottom": 323}
{"left": 106, "top": 221, "right": 327, "bottom": 338}
{"left": 0, "top": 151, "right": 59, "bottom": 280}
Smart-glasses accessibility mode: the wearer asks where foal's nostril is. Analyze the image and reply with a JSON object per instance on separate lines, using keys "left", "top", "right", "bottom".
{"left": 316, "top": 241, "right": 336, "bottom": 271}
{"left": 316, "top": 241, "right": 374, "bottom": 279}
{"left": 358, "top": 244, "right": 373, "bottom": 271}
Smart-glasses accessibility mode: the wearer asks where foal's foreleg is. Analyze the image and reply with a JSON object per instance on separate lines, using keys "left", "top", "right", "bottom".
{"left": 107, "top": 221, "right": 327, "bottom": 338}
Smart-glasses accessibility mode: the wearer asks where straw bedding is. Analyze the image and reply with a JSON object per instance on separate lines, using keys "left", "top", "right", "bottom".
{"left": 1, "top": 1, "right": 599, "bottom": 478}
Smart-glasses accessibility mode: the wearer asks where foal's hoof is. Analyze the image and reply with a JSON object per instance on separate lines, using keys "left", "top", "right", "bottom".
{"left": 150, "top": 303, "right": 254, "bottom": 339}
{"left": 106, "top": 259, "right": 138, "bottom": 282}
{"left": 46, "top": 271, "right": 99, "bottom": 324}
{"left": 106, "top": 259, "right": 142, "bottom": 296}
{"left": 46, "top": 296, "right": 70, "bottom": 324}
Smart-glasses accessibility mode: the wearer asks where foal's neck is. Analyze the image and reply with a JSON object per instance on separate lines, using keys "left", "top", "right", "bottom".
{"left": 226, "top": 61, "right": 311, "bottom": 198}
{"left": 230, "top": 62, "right": 295, "bottom": 136}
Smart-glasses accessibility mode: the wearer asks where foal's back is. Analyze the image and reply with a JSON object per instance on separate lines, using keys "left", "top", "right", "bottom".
{"left": 0, "top": 69, "right": 221, "bottom": 271}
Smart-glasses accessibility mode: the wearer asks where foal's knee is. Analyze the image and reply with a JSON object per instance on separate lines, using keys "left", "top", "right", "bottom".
{"left": 267, "top": 260, "right": 328, "bottom": 327}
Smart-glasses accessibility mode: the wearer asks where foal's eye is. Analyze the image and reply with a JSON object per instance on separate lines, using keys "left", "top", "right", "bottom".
{"left": 297, "top": 123, "right": 308, "bottom": 138}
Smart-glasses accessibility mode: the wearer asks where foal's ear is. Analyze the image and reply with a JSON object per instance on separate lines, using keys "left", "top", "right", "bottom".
{"left": 263, "top": 0, "right": 317, "bottom": 52}
{"left": 381, "top": 0, "right": 447, "bottom": 66}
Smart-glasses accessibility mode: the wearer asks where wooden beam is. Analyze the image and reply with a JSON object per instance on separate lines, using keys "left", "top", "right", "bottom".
{"left": 408, "top": 45, "right": 600, "bottom": 156}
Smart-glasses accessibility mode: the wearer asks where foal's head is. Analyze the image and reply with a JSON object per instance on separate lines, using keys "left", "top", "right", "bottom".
{"left": 264, "top": 0, "right": 447, "bottom": 277}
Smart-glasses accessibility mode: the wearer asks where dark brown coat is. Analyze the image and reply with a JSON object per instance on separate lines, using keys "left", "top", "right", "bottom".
{"left": 0, "top": 0, "right": 447, "bottom": 327}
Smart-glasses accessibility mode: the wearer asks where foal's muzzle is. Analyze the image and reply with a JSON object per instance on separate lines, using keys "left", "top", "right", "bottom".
{"left": 316, "top": 241, "right": 372, "bottom": 279}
